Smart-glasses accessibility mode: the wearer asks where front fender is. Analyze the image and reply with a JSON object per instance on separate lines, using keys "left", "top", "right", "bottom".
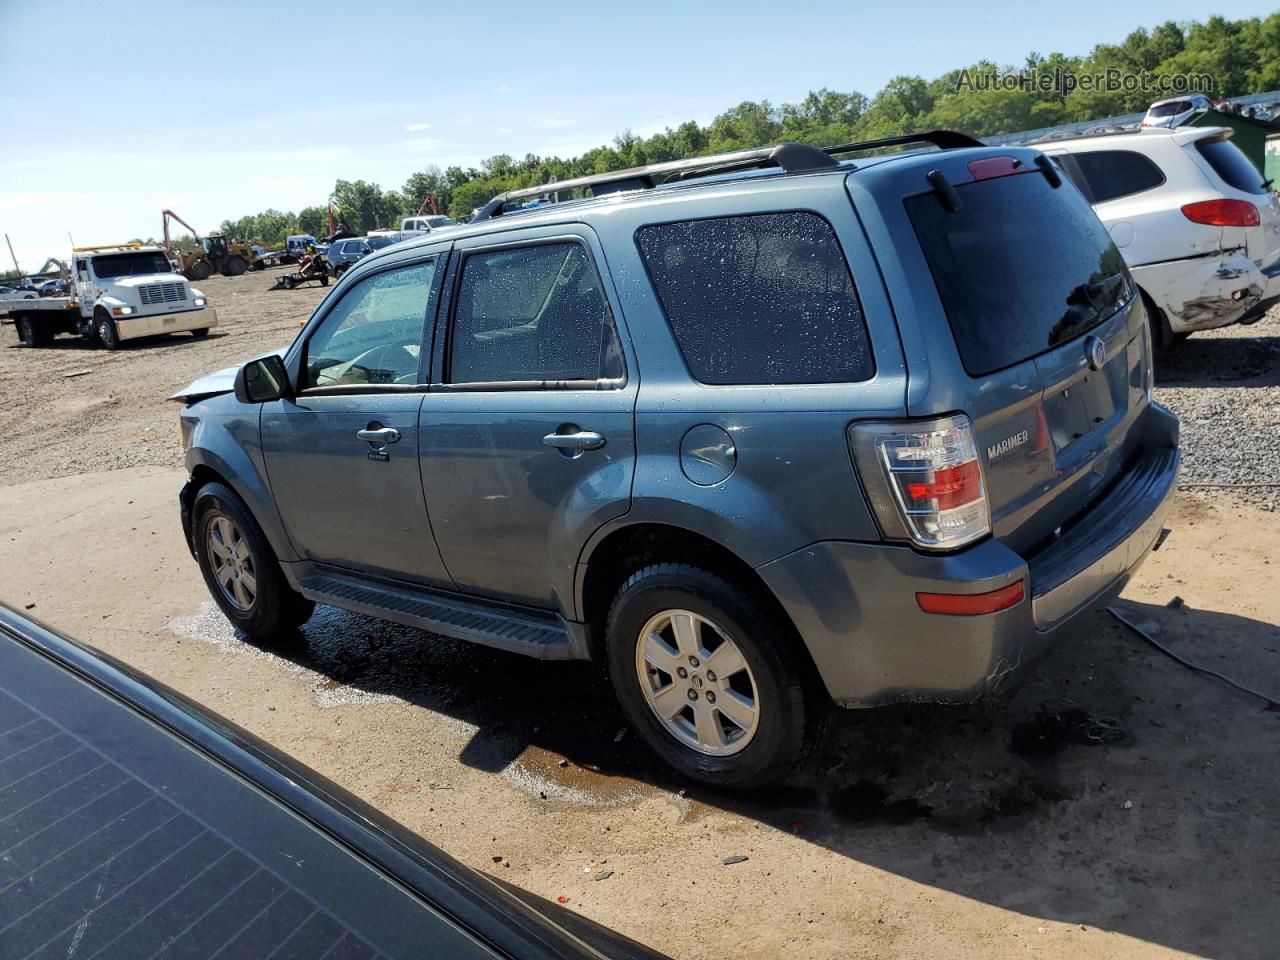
{"left": 183, "top": 405, "right": 298, "bottom": 562}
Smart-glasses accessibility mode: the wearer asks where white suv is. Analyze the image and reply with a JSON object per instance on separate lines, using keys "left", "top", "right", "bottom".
{"left": 1039, "top": 127, "right": 1280, "bottom": 346}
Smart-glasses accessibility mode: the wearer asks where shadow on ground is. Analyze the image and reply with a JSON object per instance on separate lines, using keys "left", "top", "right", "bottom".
{"left": 175, "top": 596, "right": 1280, "bottom": 959}
{"left": 5, "top": 332, "right": 227, "bottom": 351}
{"left": 1155, "top": 331, "right": 1280, "bottom": 387}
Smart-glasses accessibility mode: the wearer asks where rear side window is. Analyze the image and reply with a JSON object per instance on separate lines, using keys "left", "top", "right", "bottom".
{"left": 636, "top": 213, "right": 873, "bottom": 385}
{"left": 1196, "top": 139, "right": 1267, "bottom": 194}
{"left": 1070, "top": 150, "right": 1165, "bottom": 203}
{"left": 448, "top": 242, "right": 623, "bottom": 384}
{"left": 906, "top": 171, "right": 1132, "bottom": 376}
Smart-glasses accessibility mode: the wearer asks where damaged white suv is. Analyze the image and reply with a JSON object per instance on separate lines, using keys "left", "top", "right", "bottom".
{"left": 1039, "top": 127, "right": 1280, "bottom": 347}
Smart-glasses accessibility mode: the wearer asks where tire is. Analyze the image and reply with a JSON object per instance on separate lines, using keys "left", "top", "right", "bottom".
{"left": 320, "top": 273, "right": 330, "bottom": 286}
{"left": 15, "top": 316, "right": 51, "bottom": 346}
{"left": 95, "top": 312, "right": 120, "bottom": 350}
{"left": 225, "top": 255, "right": 248, "bottom": 277}
{"left": 192, "top": 482, "right": 314, "bottom": 643}
{"left": 186, "top": 260, "right": 213, "bottom": 282}
{"left": 605, "top": 564, "right": 830, "bottom": 789}
{"left": 190, "top": 328, "right": 210, "bottom": 338}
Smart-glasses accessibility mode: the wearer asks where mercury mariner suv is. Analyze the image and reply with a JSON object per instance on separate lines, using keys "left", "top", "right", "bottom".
{"left": 172, "top": 132, "right": 1180, "bottom": 788}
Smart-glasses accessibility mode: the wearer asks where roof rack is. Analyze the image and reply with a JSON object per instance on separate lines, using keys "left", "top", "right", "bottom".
{"left": 71, "top": 242, "right": 147, "bottom": 254}
{"left": 471, "top": 130, "right": 982, "bottom": 222}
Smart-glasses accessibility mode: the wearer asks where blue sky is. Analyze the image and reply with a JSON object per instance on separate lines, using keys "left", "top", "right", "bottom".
{"left": 1, "top": 0, "right": 1274, "bottom": 267}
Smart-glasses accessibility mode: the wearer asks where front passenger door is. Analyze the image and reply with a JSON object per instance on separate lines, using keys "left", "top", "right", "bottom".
{"left": 261, "top": 256, "right": 454, "bottom": 587}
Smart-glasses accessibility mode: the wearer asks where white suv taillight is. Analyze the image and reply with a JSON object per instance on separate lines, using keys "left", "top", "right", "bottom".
{"left": 849, "top": 415, "right": 991, "bottom": 550}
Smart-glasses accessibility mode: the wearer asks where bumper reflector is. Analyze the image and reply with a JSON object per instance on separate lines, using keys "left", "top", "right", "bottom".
{"left": 917, "top": 580, "right": 1025, "bottom": 616}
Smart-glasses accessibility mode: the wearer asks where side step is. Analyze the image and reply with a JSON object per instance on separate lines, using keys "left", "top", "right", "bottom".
{"left": 296, "top": 567, "right": 579, "bottom": 660}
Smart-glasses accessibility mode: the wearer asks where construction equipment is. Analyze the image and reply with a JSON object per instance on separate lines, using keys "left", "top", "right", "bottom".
{"left": 162, "top": 209, "right": 261, "bottom": 281}
{"left": 271, "top": 253, "right": 331, "bottom": 291}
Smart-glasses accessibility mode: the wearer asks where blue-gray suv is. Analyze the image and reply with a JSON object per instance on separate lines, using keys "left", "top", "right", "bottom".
{"left": 173, "top": 132, "right": 1180, "bottom": 788}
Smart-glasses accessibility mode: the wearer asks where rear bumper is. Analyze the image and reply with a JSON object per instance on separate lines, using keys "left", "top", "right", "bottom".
{"left": 116, "top": 306, "right": 217, "bottom": 341}
{"left": 1131, "top": 253, "right": 1268, "bottom": 335}
{"left": 757, "top": 403, "right": 1180, "bottom": 708}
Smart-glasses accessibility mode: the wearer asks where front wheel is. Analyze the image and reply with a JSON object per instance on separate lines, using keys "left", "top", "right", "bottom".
{"left": 193, "top": 482, "right": 314, "bottom": 643}
{"left": 15, "top": 316, "right": 51, "bottom": 346}
{"left": 95, "top": 314, "right": 120, "bottom": 350}
{"left": 606, "top": 564, "right": 829, "bottom": 789}
{"left": 190, "top": 327, "right": 210, "bottom": 338}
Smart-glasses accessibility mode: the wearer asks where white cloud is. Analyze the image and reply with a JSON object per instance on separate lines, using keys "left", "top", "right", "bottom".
{"left": 494, "top": 84, "right": 514, "bottom": 95}
{"left": 404, "top": 122, "right": 431, "bottom": 132}
{"left": 540, "top": 117, "right": 577, "bottom": 129}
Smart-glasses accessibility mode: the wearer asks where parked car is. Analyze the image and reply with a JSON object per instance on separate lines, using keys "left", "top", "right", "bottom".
{"left": 173, "top": 133, "right": 1180, "bottom": 789}
{"left": 401, "top": 214, "right": 456, "bottom": 234}
{"left": 1140, "top": 94, "right": 1212, "bottom": 129}
{"left": 0, "top": 284, "right": 37, "bottom": 300}
{"left": 1037, "top": 126, "right": 1280, "bottom": 345}
{"left": 366, "top": 233, "right": 401, "bottom": 252}
{"left": 324, "top": 237, "right": 375, "bottom": 275}
{"left": 0, "top": 602, "right": 666, "bottom": 960}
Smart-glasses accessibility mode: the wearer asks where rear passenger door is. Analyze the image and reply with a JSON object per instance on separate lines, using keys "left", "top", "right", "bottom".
{"left": 419, "top": 226, "right": 636, "bottom": 609}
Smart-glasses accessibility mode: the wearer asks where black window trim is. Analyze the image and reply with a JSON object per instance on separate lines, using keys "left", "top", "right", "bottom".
{"left": 295, "top": 252, "right": 443, "bottom": 398}
{"left": 439, "top": 234, "right": 629, "bottom": 391}
{"left": 1068, "top": 148, "right": 1167, "bottom": 204}
{"left": 631, "top": 207, "right": 877, "bottom": 388}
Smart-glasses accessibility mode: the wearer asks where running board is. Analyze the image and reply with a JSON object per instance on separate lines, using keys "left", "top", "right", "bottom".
{"left": 296, "top": 567, "right": 579, "bottom": 660}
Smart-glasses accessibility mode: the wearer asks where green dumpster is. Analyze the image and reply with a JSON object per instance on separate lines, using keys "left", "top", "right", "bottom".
{"left": 1267, "top": 134, "right": 1280, "bottom": 190}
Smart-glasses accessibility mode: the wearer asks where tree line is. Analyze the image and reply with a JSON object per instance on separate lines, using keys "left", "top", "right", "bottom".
{"left": 213, "top": 13, "right": 1277, "bottom": 245}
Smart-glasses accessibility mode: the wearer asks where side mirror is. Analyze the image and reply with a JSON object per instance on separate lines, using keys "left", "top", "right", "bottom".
{"left": 234, "top": 354, "right": 291, "bottom": 404}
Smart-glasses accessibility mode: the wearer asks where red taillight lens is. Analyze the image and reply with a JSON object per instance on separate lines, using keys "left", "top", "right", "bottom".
{"left": 1181, "top": 199, "right": 1260, "bottom": 227}
{"left": 905, "top": 460, "right": 982, "bottom": 510}
{"left": 916, "top": 580, "right": 1025, "bottom": 616}
{"left": 849, "top": 415, "right": 991, "bottom": 550}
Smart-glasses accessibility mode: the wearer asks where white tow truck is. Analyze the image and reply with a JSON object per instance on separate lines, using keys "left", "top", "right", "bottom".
{"left": 1, "top": 243, "right": 218, "bottom": 349}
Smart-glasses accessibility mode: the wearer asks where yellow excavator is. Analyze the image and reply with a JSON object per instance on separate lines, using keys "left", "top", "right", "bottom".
{"left": 162, "top": 209, "right": 261, "bottom": 280}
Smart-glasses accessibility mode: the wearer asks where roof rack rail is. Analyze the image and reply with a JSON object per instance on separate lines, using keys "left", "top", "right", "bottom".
{"left": 471, "top": 130, "right": 982, "bottom": 222}
{"left": 472, "top": 141, "right": 837, "bottom": 222}
{"left": 822, "top": 129, "right": 984, "bottom": 156}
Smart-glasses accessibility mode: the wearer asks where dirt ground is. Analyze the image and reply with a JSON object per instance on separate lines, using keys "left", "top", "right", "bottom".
{"left": 2, "top": 269, "right": 1278, "bottom": 960}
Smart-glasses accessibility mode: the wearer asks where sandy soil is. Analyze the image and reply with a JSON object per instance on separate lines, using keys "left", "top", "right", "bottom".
{"left": 2, "top": 269, "right": 1278, "bottom": 959}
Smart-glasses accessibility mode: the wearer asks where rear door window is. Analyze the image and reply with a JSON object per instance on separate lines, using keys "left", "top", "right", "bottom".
{"left": 1196, "top": 138, "right": 1267, "bottom": 194}
{"left": 635, "top": 212, "right": 873, "bottom": 385}
{"left": 448, "top": 242, "right": 623, "bottom": 385}
{"left": 1070, "top": 150, "right": 1166, "bottom": 203}
{"left": 905, "top": 171, "right": 1132, "bottom": 376}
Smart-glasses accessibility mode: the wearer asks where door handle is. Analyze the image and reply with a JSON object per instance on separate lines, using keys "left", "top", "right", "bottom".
{"left": 357, "top": 427, "right": 401, "bottom": 444}
{"left": 543, "top": 430, "right": 605, "bottom": 451}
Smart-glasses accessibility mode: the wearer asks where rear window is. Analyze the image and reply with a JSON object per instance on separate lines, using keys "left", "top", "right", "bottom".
{"left": 1069, "top": 150, "right": 1166, "bottom": 203}
{"left": 906, "top": 171, "right": 1132, "bottom": 376}
{"left": 635, "top": 212, "right": 873, "bottom": 385}
{"left": 1196, "top": 138, "right": 1267, "bottom": 194}
{"left": 1148, "top": 100, "right": 1191, "bottom": 118}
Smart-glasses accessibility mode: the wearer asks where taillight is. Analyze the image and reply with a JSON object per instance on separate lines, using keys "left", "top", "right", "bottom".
{"left": 1181, "top": 199, "right": 1259, "bottom": 227}
{"left": 849, "top": 415, "right": 991, "bottom": 550}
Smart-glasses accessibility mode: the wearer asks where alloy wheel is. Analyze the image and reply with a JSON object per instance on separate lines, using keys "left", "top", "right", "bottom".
{"left": 635, "top": 609, "right": 759, "bottom": 756}
{"left": 206, "top": 513, "right": 257, "bottom": 611}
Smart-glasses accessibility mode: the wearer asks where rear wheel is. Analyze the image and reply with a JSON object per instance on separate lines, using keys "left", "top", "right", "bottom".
{"left": 320, "top": 273, "right": 330, "bottom": 286}
{"left": 193, "top": 482, "right": 314, "bottom": 643}
{"left": 606, "top": 564, "right": 829, "bottom": 789}
{"left": 225, "top": 255, "right": 248, "bottom": 277}
{"left": 15, "top": 316, "right": 51, "bottom": 346}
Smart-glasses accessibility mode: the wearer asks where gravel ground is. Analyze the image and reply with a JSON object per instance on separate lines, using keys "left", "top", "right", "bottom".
{"left": 1153, "top": 305, "right": 1280, "bottom": 509}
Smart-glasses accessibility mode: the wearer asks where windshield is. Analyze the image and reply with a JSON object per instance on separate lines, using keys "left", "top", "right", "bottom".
{"left": 425, "top": 216, "right": 455, "bottom": 228}
{"left": 1148, "top": 100, "right": 1192, "bottom": 118}
{"left": 367, "top": 236, "right": 397, "bottom": 250}
{"left": 89, "top": 252, "right": 172, "bottom": 279}
{"left": 906, "top": 169, "right": 1132, "bottom": 376}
